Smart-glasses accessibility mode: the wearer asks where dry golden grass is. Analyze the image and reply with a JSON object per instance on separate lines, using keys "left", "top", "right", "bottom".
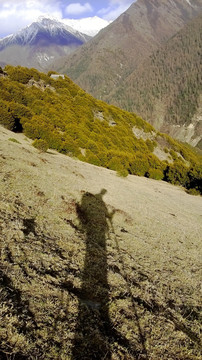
{"left": 0, "top": 126, "right": 201, "bottom": 359}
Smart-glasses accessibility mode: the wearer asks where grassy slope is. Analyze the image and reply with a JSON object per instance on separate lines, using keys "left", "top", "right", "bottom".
{"left": 0, "top": 65, "right": 201, "bottom": 194}
{"left": 0, "top": 126, "right": 201, "bottom": 359}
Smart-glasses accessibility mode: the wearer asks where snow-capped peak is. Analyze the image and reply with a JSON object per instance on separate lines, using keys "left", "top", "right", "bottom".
{"left": 37, "top": 14, "right": 59, "bottom": 22}
{"left": 33, "top": 16, "right": 83, "bottom": 37}
{"left": 0, "top": 16, "right": 90, "bottom": 49}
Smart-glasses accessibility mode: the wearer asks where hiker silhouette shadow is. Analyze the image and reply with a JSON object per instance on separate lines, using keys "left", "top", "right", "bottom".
{"left": 71, "top": 189, "right": 148, "bottom": 360}
{"left": 71, "top": 189, "right": 113, "bottom": 359}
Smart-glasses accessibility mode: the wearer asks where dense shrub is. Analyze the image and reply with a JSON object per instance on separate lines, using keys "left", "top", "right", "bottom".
{"left": 0, "top": 89, "right": 12, "bottom": 101}
{"left": 85, "top": 151, "right": 101, "bottom": 166}
{"left": 186, "top": 165, "right": 202, "bottom": 194}
{"left": 0, "top": 106, "right": 15, "bottom": 130}
{"left": 4, "top": 65, "right": 33, "bottom": 84}
{"left": 32, "top": 139, "right": 49, "bottom": 152}
{"left": 147, "top": 168, "right": 164, "bottom": 180}
{"left": 116, "top": 167, "right": 128, "bottom": 177}
{"left": 59, "top": 138, "right": 80, "bottom": 156}
{"left": 0, "top": 65, "right": 201, "bottom": 193}
{"left": 145, "top": 139, "right": 156, "bottom": 152}
{"left": 170, "top": 149, "right": 178, "bottom": 161}
{"left": 130, "top": 153, "right": 149, "bottom": 176}
{"left": 164, "top": 161, "right": 189, "bottom": 186}
{"left": 108, "top": 157, "right": 125, "bottom": 172}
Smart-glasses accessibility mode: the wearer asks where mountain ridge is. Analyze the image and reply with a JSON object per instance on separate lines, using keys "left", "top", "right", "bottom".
{"left": 52, "top": 0, "right": 202, "bottom": 146}
{"left": 53, "top": 0, "right": 202, "bottom": 95}
{"left": 0, "top": 17, "right": 91, "bottom": 71}
{"left": 109, "top": 13, "right": 202, "bottom": 148}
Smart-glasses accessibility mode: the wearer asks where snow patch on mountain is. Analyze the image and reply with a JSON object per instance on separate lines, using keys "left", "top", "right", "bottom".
{"left": 63, "top": 16, "right": 110, "bottom": 36}
{"left": 37, "top": 53, "right": 54, "bottom": 63}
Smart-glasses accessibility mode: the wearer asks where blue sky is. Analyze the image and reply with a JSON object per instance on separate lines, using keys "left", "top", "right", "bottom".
{"left": 0, "top": 0, "right": 135, "bottom": 38}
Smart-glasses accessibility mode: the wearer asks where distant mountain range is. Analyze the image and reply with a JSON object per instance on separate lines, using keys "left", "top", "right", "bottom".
{"left": 0, "top": 16, "right": 91, "bottom": 70}
{"left": 1, "top": 0, "right": 202, "bottom": 147}
{"left": 52, "top": 0, "right": 202, "bottom": 147}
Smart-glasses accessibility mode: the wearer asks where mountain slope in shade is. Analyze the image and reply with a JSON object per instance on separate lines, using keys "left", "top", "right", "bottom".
{"left": 0, "top": 16, "right": 91, "bottom": 71}
{"left": 109, "top": 14, "right": 202, "bottom": 148}
{"left": 52, "top": 0, "right": 202, "bottom": 100}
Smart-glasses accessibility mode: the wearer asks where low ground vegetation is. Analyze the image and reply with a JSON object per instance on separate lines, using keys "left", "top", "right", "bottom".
{"left": 0, "top": 128, "right": 201, "bottom": 359}
{"left": 0, "top": 65, "right": 201, "bottom": 193}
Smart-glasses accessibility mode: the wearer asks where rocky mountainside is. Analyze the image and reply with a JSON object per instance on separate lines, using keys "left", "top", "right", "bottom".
{"left": 53, "top": 0, "right": 202, "bottom": 99}
{"left": 109, "top": 14, "right": 202, "bottom": 148}
{"left": 0, "top": 16, "right": 91, "bottom": 71}
{"left": 0, "top": 125, "right": 201, "bottom": 359}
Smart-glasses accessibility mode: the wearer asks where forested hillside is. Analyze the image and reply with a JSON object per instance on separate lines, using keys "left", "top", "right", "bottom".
{"left": 0, "top": 65, "right": 201, "bottom": 194}
{"left": 109, "top": 14, "right": 202, "bottom": 148}
{"left": 52, "top": 0, "right": 202, "bottom": 147}
{"left": 53, "top": 0, "right": 202, "bottom": 106}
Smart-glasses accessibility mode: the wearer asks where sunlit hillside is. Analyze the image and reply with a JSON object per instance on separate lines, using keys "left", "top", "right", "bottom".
{"left": 0, "top": 125, "right": 201, "bottom": 359}
{"left": 0, "top": 65, "right": 201, "bottom": 194}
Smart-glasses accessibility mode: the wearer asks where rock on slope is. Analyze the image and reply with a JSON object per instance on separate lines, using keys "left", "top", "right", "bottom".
{"left": 0, "top": 125, "right": 201, "bottom": 359}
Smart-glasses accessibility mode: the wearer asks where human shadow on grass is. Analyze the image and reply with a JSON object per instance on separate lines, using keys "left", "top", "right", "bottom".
{"left": 71, "top": 189, "right": 148, "bottom": 360}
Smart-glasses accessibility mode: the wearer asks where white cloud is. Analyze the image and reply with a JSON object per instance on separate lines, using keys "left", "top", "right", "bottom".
{"left": 0, "top": 0, "right": 62, "bottom": 37}
{"left": 65, "top": 2, "right": 93, "bottom": 16}
{"left": 98, "top": 0, "right": 134, "bottom": 21}
{"left": 0, "top": 0, "right": 135, "bottom": 38}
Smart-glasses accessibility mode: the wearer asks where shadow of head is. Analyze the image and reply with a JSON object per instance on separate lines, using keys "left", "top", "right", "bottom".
{"left": 100, "top": 188, "right": 107, "bottom": 196}
{"left": 76, "top": 189, "right": 109, "bottom": 233}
